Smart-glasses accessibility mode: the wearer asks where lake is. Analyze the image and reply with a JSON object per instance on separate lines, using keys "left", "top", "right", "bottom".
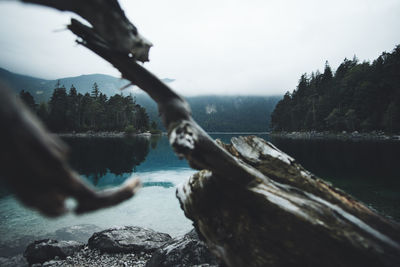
{"left": 0, "top": 133, "right": 399, "bottom": 256}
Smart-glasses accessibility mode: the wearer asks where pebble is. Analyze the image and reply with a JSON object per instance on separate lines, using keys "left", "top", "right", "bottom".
{"left": 40, "top": 246, "right": 152, "bottom": 267}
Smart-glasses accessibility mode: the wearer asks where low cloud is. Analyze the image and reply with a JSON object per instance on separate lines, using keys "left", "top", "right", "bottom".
{"left": 0, "top": 0, "right": 399, "bottom": 96}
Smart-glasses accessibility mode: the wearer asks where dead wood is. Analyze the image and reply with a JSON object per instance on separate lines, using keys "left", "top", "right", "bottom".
{"left": 177, "top": 136, "right": 400, "bottom": 266}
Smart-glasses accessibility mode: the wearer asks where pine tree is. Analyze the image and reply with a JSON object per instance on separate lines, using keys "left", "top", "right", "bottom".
{"left": 67, "top": 85, "right": 80, "bottom": 131}
{"left": 19, "top": 90, "right": 36, "bottom": 111}
{"left": 322, "top": 61, "right": 333, "bottom": 81}
{"left": 91, "top": 82, "right": 100, "bottom": 98}
{"left": 48, "top": 83, "right": 68, "bottom": 132}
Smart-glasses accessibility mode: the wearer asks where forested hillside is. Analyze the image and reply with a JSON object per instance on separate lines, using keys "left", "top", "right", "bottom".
{"left": 19, "top": 82, "right": 153, "bottom": 133}
{"left": 0, "top": 68, "right": 172, "bottom": 103}
{"left": 271, "top": 45, "right": 400, "bottom": 133}
{"left": 141, "top": 95, "right": 281, "bottom": 132}
{"left": 1, "top": 68, "right": 280, "bottom": 132}
{"left": 188, "top": 95, "right": 280, "bottom": 132}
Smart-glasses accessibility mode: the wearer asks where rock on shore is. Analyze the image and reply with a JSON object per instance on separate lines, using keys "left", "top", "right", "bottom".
{"left": 88, "top": 226, "right": 172, "bottom": 253}
{"left": 146, "top": 229, "right": 219, "bottom": 267}
{"left": 9, "top": 226, "right": 218, "bottom": 267}
{"left": 24, "top": 239, "right": 84, "bottom": 265}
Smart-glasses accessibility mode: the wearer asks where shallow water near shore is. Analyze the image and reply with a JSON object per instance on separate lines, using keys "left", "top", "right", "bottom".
{"left": 0, "top": 133, "right": 399, "bottom": 257}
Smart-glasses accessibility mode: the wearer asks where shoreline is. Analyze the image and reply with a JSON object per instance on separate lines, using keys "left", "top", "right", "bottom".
{"left": 0, "top": 225, "right": 216, "bottom": 267}
{"left": 54, "top": 131, "right": 400, "bottom": 141}
{"left": 270, "top": 131, "right": 400, "bottom": 141}
{"left": 55, "top": 131, "right": 270, "bottom": 138}
{"left": 56, "top": 131, "right": 164, "bottom": 138}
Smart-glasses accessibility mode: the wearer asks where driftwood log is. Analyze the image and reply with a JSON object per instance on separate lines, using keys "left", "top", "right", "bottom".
{"left": 3, "top": 0, "right": 399, "bottom": 266}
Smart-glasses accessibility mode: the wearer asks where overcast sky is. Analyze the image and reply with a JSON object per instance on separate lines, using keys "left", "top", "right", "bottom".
{"left": 0, "top": 0, "right": 399, "bottom": 96}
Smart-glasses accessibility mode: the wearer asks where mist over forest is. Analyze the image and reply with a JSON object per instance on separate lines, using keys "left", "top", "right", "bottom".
{"left": 1, "top": 67, "right": 280, "bottom": 132}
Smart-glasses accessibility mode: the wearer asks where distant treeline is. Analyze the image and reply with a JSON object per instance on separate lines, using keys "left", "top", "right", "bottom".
{"left": 271, "top": 45, "right": 400, "bottom": 133}
{"left": 19, "top": 81, "right": 158, "bottom": 133}
{"left": 188, "top": 96, "right": 281, "bottom": 132}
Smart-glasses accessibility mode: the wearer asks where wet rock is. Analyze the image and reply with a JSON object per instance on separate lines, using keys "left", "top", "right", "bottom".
{"left": 0, "top": 254, "right": 28, "bottom": 267}
{"left": 24, "top": 239, "right": 84, "bottom": 264}
{"left": 146, "top": 229, "right": 219, "bottom": 267}
{"left": 88, "top": 226, "right": 172, "bottom": 253}
{"left": 55, "top": 224, "right": 102, "bottom": 243}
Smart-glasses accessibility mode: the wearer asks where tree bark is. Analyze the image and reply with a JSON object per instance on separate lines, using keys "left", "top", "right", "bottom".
{"left": 8, "top": 0, "right": 400, "bottom": 265}
{"left": 177, "top": 136, "right": 400, "bottom": 266}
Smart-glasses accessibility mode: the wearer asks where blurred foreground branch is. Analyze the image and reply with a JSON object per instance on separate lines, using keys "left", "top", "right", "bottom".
{"left": 0, "top": 85, "right": 141, "bottom": 216}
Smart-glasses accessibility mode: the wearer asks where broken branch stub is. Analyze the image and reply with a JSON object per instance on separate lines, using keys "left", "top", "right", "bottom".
{"left": 22, "top": 0, "right": 152, "bottom": 62}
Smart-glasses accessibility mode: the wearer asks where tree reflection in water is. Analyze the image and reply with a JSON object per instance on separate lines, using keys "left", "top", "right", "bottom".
{"left": 63, "top": 136, "right": 159, "bottom": 185}
{"left": 269, "top": 137, "right": 400, "bottom": 221}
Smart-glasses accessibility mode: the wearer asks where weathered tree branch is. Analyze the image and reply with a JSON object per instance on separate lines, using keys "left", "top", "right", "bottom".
{"left": 64, "top": 17, "right": 268, "bottom": 189}
{"left": 177, "top": 136, "right": 400, "bottom": 266}
{"left": 8, "top": 0, "right": 400, "bottom": 265}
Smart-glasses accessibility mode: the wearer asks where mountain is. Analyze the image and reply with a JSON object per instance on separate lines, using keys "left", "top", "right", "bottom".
{"left": 0, "top": 67, "right": 50, "bottom": 101}
{"left": 0, "top": 67, "right": 281, "bottom": 132}
{"left": 0, "top": 67, "right": 150, "bottom": 103}
{"left": 188, "top": 95, "right": 281, "bottom": 132}
{"left": 133, "top": 94, "right": 281, "bottom": 132}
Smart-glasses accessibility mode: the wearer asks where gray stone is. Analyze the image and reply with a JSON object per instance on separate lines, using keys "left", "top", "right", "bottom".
{"left": 24, "top": 239, "right": 84, "bottom": 264}
{"left": 88, "top": 226, "right": 172, "bottom": 253}
{"left": 146, "top": 228, "right": 219, "bottom": 267}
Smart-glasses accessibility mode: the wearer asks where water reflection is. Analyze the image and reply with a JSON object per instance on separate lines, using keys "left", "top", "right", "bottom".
{"left": 269, "top": 137, "right": 400, "bottom": 220}
{"left": 61, "top": 134, "right": 400, "bottom": 221}
{"left": 269, "top": 138, "right": 400, "bottom": 183}
{"left": 63, "top": 136, "right": 158, "bottom": 185}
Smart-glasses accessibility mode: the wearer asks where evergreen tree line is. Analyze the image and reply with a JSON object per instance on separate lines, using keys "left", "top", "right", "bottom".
{"left": 19, "top": 82, "right": 158, "bottom": 133}
{"left": 271, "top": 45, "right": 400, "bottom": 133}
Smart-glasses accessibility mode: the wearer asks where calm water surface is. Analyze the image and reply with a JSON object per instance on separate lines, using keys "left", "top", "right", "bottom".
{"left": 270, "top": 137, "right": 400, "bottom": 220}
{"left": 0, "top": 133, "right": 399, "bottom": 256}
